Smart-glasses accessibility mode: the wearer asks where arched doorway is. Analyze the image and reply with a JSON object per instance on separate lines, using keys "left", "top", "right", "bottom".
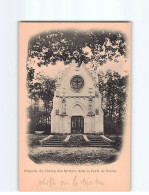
{"left": 70, "top": 104, "right": 84, "bottom": 134}
{"left": 71, "top": 116, "right": 84, "bottom": 134}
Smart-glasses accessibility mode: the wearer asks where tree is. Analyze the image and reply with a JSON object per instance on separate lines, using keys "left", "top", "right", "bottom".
{"left": 27, "top": 73, "right": 56, "bottom": 133}
{"left": 98, "top": 70, "right": 128, "bottom": 124}
{"left": 28, "top": 30, "right": 127, "bottom": 68}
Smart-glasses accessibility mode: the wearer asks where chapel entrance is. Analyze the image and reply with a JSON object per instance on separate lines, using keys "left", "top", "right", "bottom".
{"left": 71, "top": 116, "right": 84, "bottom": 134}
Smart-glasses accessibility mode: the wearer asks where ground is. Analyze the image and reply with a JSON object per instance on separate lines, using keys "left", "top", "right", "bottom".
{"left": 27, "top": 134, "right": 121, "bottom": 165}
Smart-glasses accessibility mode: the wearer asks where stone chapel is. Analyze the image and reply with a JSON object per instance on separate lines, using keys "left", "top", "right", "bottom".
{"left": 51, "top": 61, "right": 104, "bottom": 134}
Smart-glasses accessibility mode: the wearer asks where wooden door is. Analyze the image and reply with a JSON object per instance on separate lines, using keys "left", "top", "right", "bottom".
{"left": 71, "top": 116, "right": 84, "bottom": 134}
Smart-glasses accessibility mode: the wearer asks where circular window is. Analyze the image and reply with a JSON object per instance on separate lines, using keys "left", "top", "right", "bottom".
{"left": 70, "top": 76, "right": 84, "bottom": 91}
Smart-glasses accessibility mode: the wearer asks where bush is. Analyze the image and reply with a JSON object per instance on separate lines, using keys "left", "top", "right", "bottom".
{"left": 112, "top": 137, "right": 123, "bottom": 150}
{"left": 27, "top": 122, "right": 51, "bottom": 135}
{"left": 64, "top": 135, "right": 87, "bottom": 147}
{"left": 104, "top": 120, "right": 123, "bottom": 135}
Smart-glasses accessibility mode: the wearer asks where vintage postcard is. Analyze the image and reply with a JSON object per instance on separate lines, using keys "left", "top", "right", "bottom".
{"left": 19, "top": 22, "right": 131, "bottom": 191}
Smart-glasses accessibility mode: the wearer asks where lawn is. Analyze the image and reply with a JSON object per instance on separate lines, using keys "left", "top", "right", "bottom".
{"left": 27, "top": 134, "right": 120, "bottom": 165}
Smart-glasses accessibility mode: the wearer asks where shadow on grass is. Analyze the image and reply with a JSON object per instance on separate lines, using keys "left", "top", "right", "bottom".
{"left": 28, "top": 147, "right": 119, "bottom": 165}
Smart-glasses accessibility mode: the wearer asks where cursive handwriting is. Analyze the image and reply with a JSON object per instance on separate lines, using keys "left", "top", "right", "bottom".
{"left": 37, "top": 178, "right": 56, "bottom": 190}
{"left": 37, "top": 176, "right": 104, "bottom": 190}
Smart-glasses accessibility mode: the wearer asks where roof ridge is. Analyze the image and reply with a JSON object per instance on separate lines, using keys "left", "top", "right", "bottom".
{"left": 81, "top": 63, "right": 97, "bottom": 84}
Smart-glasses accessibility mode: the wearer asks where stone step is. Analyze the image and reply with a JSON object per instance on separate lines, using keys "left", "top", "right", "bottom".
{"left": 41, "top": 145, "right": 63, "bottom": 147}
{"left": 88, "top": 140, "right": 107, "bottom": 142}
{"left": 89, "top": 142, "right": 105, "bottom": 143}
{"left": 41, "top": 136, "right": 66, "bottom": 147}
{"left": 87, "top": 145, "right": 112, "bottom": 148}
{"left": 44, "top": 142, "right": 63, "bottom": 144}
{"left": 89, "top": 140, "right": 110, "bottom": 142}
{"left": 49, "top": 139, "right": 64, "bottom": 141}
{"left": 87, "top": 144, "right": 111, "bottom": 146}
{"left": 46, "top": 141, "right": 63, "bottom": 143}
{"left": 89, "top": 140, "right": 105, "bottom": 142}
{"left": 42, "top": 144, "right": 64, "bottom": 146}
{"left": 88, "top": 137, "right": 103, "bottom": 139}
{"left": 45, "top": 143, "right": 63, "bottom": 144}
{"left": 88, "top": 137, "right": 102, "bottom": 138}
{"left": 41, "top": 135, "right": 113, "bottom": 148}
{"left": 89, "top": 141, "right": 108, "bottom": 143}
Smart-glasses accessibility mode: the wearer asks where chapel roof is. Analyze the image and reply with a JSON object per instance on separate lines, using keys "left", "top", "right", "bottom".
{"left": 56, "top": 60, "right": 98, "bottom": 85}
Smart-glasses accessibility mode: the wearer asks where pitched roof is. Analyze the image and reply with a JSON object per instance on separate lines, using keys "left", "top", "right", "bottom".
{"left": 56, "top": 60, "right": 98, "bottom": 85}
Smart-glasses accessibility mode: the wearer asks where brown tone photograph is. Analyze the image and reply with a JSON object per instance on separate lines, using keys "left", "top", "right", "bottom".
{"left": 19, "top": 22, "right": 131, "bottom": 191}
{"left": 26, "top": 26, "right": 129, "bottom": 165}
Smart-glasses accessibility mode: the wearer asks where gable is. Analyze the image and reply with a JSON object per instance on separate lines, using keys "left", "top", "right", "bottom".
{"left": 57, "top": 61, "right": 98, "bottom": 97}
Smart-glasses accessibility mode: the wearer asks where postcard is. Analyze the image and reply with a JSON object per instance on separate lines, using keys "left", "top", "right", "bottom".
{"left": 19, "top": 22, "right": 131, "bottom": 191}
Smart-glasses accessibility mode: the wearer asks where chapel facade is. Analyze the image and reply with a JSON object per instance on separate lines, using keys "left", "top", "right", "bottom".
{"left": 51, "top": 61, "right": 104, "bottom": 134}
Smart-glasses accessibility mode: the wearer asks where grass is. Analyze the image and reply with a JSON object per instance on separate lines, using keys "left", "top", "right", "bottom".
{"left": 27, "top": 134, "right": 47, "bottom": 148}
{"left": 29, "top": 146, "right": 119, "bottom": 165}
{"left": 27, "top": 134, "right": 120, "bottom": 165}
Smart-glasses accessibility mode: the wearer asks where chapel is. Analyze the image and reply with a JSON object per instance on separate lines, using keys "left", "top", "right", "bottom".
{"left": 51, "top": 61, "right": 104, "bottom": 134}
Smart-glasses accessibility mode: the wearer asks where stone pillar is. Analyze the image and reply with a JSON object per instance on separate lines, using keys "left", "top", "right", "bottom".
{"left": 94, "top": 86, "right": 104, "bottom": 134}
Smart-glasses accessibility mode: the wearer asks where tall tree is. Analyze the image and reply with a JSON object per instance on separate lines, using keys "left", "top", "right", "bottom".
{"left": 27, "top": 73, "right": 56, "bottom": 131}
{"left": 98, "top": 70, "right": 128, "bottom": 124}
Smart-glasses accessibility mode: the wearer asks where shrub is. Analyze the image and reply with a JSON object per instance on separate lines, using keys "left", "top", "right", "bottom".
{"left": 64, "top": 135, "right": 87, "bottom": 147}
{"left": 104, "top": 120, "right": 123, "bottom": 135}
{"left": 27, "top": 122, "right": 51, "bottom": 135}
{"left": 112, "top": 137, "right": 122, "bottom": 150}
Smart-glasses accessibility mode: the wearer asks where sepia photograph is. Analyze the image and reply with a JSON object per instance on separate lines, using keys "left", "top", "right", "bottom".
{"left": 25, "top": 25, "right": 130, "bottom": 165}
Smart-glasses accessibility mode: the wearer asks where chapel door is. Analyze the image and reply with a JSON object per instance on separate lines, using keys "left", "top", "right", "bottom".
{"left": 71, "top": 116, "right": 84, "bottom": 134}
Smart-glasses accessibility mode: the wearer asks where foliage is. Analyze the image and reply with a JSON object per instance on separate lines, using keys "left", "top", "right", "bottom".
{"left": 112, "top": 137, "right": 123, "bottom": 150}
{"left": 104, "top": 119, "right": 123, "bottom": 135}
{"left": 27, "top": 73, "right": 56, "bottom": 132}
{"left": 28, "top": 30, "right": 127, "bottom": 67}
{"left": 63, "top": 135, "right": 87, "bottom": 147}
{"left": 98, "top": 70, "right": 128, "bottom": 125}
